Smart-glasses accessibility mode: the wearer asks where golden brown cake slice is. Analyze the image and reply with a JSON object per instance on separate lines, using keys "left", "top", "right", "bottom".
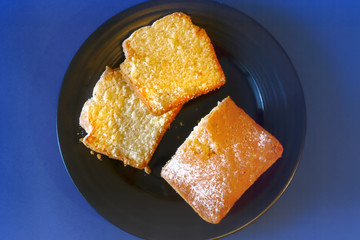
{"left": 161, "top": 97, "right": 283, "bottom": 223}
{"left": 79, "top": 67, "right": 181, "bottom": 173}
{"left": 120, "top": 12, "right": 225, "bottom": 115}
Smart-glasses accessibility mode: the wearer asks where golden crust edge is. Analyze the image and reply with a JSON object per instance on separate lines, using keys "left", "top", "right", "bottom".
{"left": 160, "top": 97, "right": 284, "bottom": 223}
{"left": 79, "top": 66, "right": 182, "bottom": 174}
{"left": 120, "top": 12, "right": 226, "bottom": 116}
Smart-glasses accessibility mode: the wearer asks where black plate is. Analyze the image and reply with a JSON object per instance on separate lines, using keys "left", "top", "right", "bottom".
{"left": 57, "top": 1, "right": 306, "bottom": 239}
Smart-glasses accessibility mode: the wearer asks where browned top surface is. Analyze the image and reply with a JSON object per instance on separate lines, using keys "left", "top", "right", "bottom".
{"left": 161, "top": 97, "right": 283, "bottom": 223}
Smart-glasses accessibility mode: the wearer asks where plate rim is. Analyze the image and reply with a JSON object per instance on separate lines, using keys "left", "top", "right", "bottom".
{"left": 57, "top": 0, "right": 307, "bottom": 239}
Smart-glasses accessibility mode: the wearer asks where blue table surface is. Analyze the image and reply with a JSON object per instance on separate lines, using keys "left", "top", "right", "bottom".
{"left": 1, "top": 0, "right": 359, "bottom": 239}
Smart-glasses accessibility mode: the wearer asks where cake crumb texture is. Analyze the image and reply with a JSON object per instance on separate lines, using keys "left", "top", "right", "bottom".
{"left": 121, "top": 12, "right": 225, "bottom": 115}
{"left": 80, "top": 67, "right": 180, "bottom": 172}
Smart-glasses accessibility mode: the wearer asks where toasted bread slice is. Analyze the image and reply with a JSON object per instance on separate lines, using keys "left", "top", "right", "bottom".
{"left": 79, "top": 67, "right": 181, "bottom": 173}
{"left": 161, "top": 97, "right": 283, "bottom": 223}
{"left": 120, "top": 12, "right": 225, "bottom": 115}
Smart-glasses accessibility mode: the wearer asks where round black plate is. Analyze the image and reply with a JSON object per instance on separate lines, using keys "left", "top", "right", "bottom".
{"left": 57, "top": 1, "right": 306, "bottom": 239}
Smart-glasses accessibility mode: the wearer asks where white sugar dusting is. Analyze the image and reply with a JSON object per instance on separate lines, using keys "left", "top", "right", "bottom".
{"left": 257, "top": 130, "right": 271, "bottom": 148}
{"left": 164, "top": 152, "right": 228, "bottom": 219}
{"left": 161, "top": 98, "right": 283, "bottom": 223}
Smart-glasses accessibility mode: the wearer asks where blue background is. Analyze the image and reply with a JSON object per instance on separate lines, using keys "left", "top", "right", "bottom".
{"left": 1, "top": 0, "right": 359, "bottom": 239}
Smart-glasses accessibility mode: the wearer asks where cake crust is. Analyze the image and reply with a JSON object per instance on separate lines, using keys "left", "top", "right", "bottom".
{"left": 120, "top": 12, "right": 226, "bottom": 115}
{"left": 79, "top": 67, "right": 181, "bottom": 173}
{"left": 161, "top": 97, "right": 283, "bottom": 223}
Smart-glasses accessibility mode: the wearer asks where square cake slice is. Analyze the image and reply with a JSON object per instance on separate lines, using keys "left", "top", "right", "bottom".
{"left": 79, "top": 67, "right": 181, "bottom": 173}
{"left": 120, "top": 12, "right": 225, "bottom": 115}
{"left": 161, "top": 97, "right": 283, "bottom": 223}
